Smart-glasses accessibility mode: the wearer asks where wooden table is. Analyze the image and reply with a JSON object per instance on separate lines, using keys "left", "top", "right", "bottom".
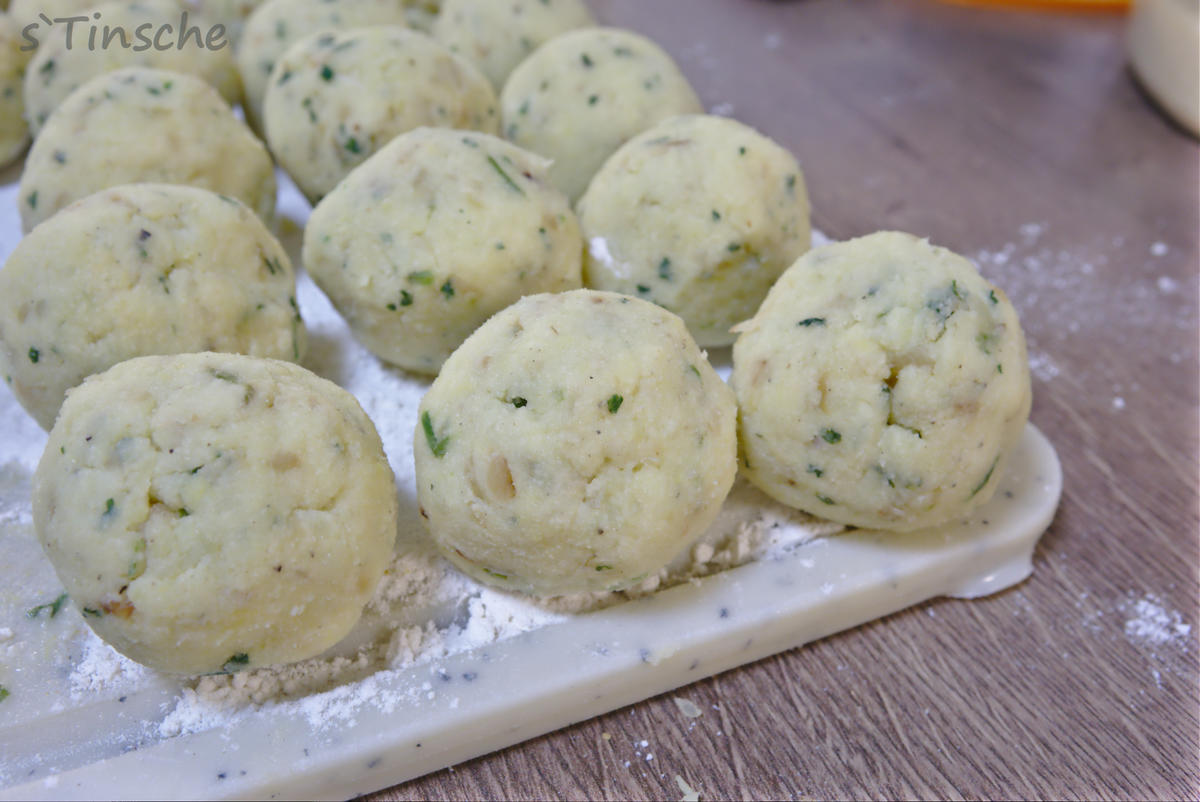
{"left": 376, "top": 1, "right": 1200, "bottom": 798}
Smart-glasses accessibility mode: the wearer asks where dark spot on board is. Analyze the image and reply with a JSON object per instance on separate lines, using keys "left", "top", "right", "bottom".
{"left": 719, "top": 607, "right": 729, "bottom": 618}
{"left": 688, "top": 659, "right": 700, "bottom": 671}
{"left": 462, "top": 672, "right": 477, "bottom": 682}
{"left": 639, "top": 648, "right": 651, "bottom": 663}
{"left": 366, "top": 757, "right": 382, "bottom": 769}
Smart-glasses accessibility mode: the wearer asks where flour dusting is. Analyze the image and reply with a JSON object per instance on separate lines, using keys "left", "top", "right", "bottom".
{"left": 1123, "top": 594, "right": 1192, "bottom": 649}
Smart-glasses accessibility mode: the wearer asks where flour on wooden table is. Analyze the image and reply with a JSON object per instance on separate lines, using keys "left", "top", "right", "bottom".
{"left": 1122, "top": 594, "right": 1192, "bottom": 650}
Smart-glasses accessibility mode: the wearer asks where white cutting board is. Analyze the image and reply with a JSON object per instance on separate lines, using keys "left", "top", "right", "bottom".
{"left": 0, "top": 166, "right": 1062, "bottom": 800}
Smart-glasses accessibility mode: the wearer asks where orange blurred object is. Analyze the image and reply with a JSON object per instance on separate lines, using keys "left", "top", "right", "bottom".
{"left": 938, "top": 0, "right": 1129, "bottom": 11}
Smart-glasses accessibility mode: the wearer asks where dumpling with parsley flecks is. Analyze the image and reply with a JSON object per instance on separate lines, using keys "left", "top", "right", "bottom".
{"left": 732, "top": 231, "right": 1032, "bottom": 532}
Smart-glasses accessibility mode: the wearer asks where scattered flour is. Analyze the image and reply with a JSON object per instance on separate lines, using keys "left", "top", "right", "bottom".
{"left": 1123, "top": 595, "right": 1191, "bottom": 649}
{"left": 709, "top": 102, "right": 736, "bottom": 117}
{"left": 1150, "top": 241, "right": 1169, "bottom": 257}
{"left": 1111, "top": 397, "right": 1125, "bottom": 411}
{"left": 69, "top": 629, "right": 148, "bottom": 701}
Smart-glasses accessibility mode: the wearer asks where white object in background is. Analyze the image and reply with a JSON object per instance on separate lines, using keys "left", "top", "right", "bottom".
{"left": 1128, "top": 0, "right": 1200, "bottom": 137}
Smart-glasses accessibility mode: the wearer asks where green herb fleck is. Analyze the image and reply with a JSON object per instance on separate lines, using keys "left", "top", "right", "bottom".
{"left": 798, "top": 318, "right": 825, "bottom": 327}
{"left": 400, "top": 290, "right": 414, "bottom": 307}
{"left": 223, "top": 653, "right": 250, "bottom": 672}
{"left": 595, "top": 565, "right": 613, "bottom": 571}
{"left": 53, "top": 150, "right": 66, "bottom": 164}
{"left": 807, "top": 464, "right": 824, "bottom": 478}
{"left": 738, "top": 146, "right": 746, "bottom": 156}
{"left": 636, "top": 284, "right": 651, "bottom": 294}
{"left": 821, "top": 428, "right": 841, "bottom": 444}
{"left": 607, "top": 394, "right": 623, "bottom": 414}
{"left": 482, "top": 568, "right": 509, "bottom": 580}
{"left": 976, "top": 331, "right": 997, "bottom": 354}
{"left": 988, "top": 289, "right": 999, "bottom": 305}
{"left": 104, "top": 498, "right": 115, "bottom": 516}
{"left": 658, "top": 257, "right": 672, "bottom": 281}
{"left": 82, "top": 607, "right": 102, "bottom": 618}
{"left": 786, "top": 174, "right": 797, "bottom": 193}
{"left": 178, "top": 508, "right": 190, "bottom": 518}
{"left": 421, "top": 411, "right": 450, "bottom": 458}
{"left": 815, "top": 493, "right": 836, "bottom": 506}
{"left": 26, "top": 191, "right": 36, "bottom": 210}
{"left": 487, "top": 155, "right": 525, "bottom": 195}
{"left": 211, "top": 370, "right": 239, "bottom": 383}
{"left": 344, "top": 137, "right": 360, "bottom": 154}
{"left": 727, "top": 242, "right": 741, "bottom": 253}
{"left": 0, "top": 686, "right": 8, "bottom": 702}
{"left": 588, "top": 94, "right": 599, "bottom": 105}
{"left": 27, "top": 593, "right": 68, "bottom": 619}
{"left": 28, "top": 347, "right": 39, "bottom": 364}
{"left": 997, "top": 363, "right": 1004, "bottom": 374}
{"left": 712, "top": 210, "right": 721, "bottom": 221}
{"left": 688, "top": 364, "right": 702, "bottom": 379}
{"left": 581, "top": 53, "right": 593, "bottom": 68}
{"left": 969, "top": 457, "right": 999, "bottom": 499}
{"left": 408, "top": 270, "right": 434, "bottom": 285}
{"left": 441, "top": 280, "right": 455, "bottom": 298}
{"left": 319, "top": 64, "right": 334, "bottom": 81}
{"left": 512, "top": 397, "right": 527, "bottom": 408}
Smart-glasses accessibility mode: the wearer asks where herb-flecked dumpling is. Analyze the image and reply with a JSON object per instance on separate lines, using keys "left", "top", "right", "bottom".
{"left": 499, "top": 27, "right": 702, "bottom": 201}
{"left": 0, "top": 13, "right": 30, "bottom": 168}
{"left": 263, "top": 26, "right": 497, "bottom": 202}
{"left": 32, "top": 352, "right": 398, "bottom": 675}
{"left": 432, "top": 0, "right": 593, "bottom": 89}
{"left": 303, "top": 127, "right": 582, "bottom": 375}
{"left": 579, "top": 114, "right": 811, "bottom": 347}
{"left": 732, "top": 231, "right": 1032, "bottom": 532}
{"left": 19, "top": 67, "right": 275, "bottom": 232}
{"left": 414, "top": 290, "right": 737, "bottom": 596}
{"left": 0, "top": 184, "right": 306, "bottom": 429}
{"left": 22, "top": 0, "right": 242, "bottom": 135}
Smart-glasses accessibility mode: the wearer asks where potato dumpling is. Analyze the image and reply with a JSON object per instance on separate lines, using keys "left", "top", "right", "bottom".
{"left": 579, "top": 114, "right": 810, "bottom": 347}
{"left": 432, "top": 0, "right": 593, "bottom": 89}
{"left": 263, "top": 26, "right": 497, "bottom": 202}
{"left": 22, "top": 0, "right": 242, "bottom": 135}
{"left": 500, "top": 27, "right": 702, "bottom": 201}
{"left": 415, "top": 290, "right": 737, "bottom": 596}
{"left": 732, "top": 231, "right": 1032, "bottom": 532}
{"left": 303, "top": 127, "right": 582, "bottom": 375}
{"left": 32, "top": 353, "right": 398, "bottom": 674}
{"left": 0, "top": 184, "right": 305, "bottom": 429}
{"left": 20, "top": 67, "right": 275, "bottom": 232}
{"left": 0, "top": 13, "right": 30, "bottom": 168}
{"left": 236, "top": 0, "right": 409, "bottom": 132}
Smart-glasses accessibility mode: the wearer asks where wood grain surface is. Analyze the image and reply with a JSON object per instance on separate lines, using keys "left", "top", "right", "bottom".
{"left": 372, "top": 1, "right": 1200, "bottom": 799}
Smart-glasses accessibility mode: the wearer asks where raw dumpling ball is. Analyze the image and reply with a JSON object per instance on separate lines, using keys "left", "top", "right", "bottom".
{"left": 732, "top": 231, "right": 1032, "bottom": 532}
{"left": 198, "top": 0, "right": 267, "bottom": 43}
{"left": 263, "top": 26, "right": 497, "bottom": 202}
{"left": 579, "top": 114, "right": 811, "bottom": 347}
{"left": 0, "top": 183, "right": 306, "bottom": 430}
{"left": 32, "top": 352, "right": 398, "bottom": 674}
{"left": 8, "top": 0, "right": 98, "bottom": 27}
{"left": 415, "top": 290, "right": 737, "bottom": 596}
{"left": 400, "top": 0, "right": 438, "bottom": 31}
{"left": 432, "top": 0, "right": 593, "bottom": 90}
{"left": 22, "top": 0, "right": 242, "bottom": 135}
{"left": 19, "top": 67, "right": 275, "bottom": 232}
{"left": 236, "top": 0, "right": 410, "bottom": 133}
{"left": 500, "top": 27, "right": 702, "bottom": 201}
{"left": 0, "top": 14, "right": 30, "bottom": 168}
{"left": 303, "top": 127, "right": 582, "bottom": 375}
